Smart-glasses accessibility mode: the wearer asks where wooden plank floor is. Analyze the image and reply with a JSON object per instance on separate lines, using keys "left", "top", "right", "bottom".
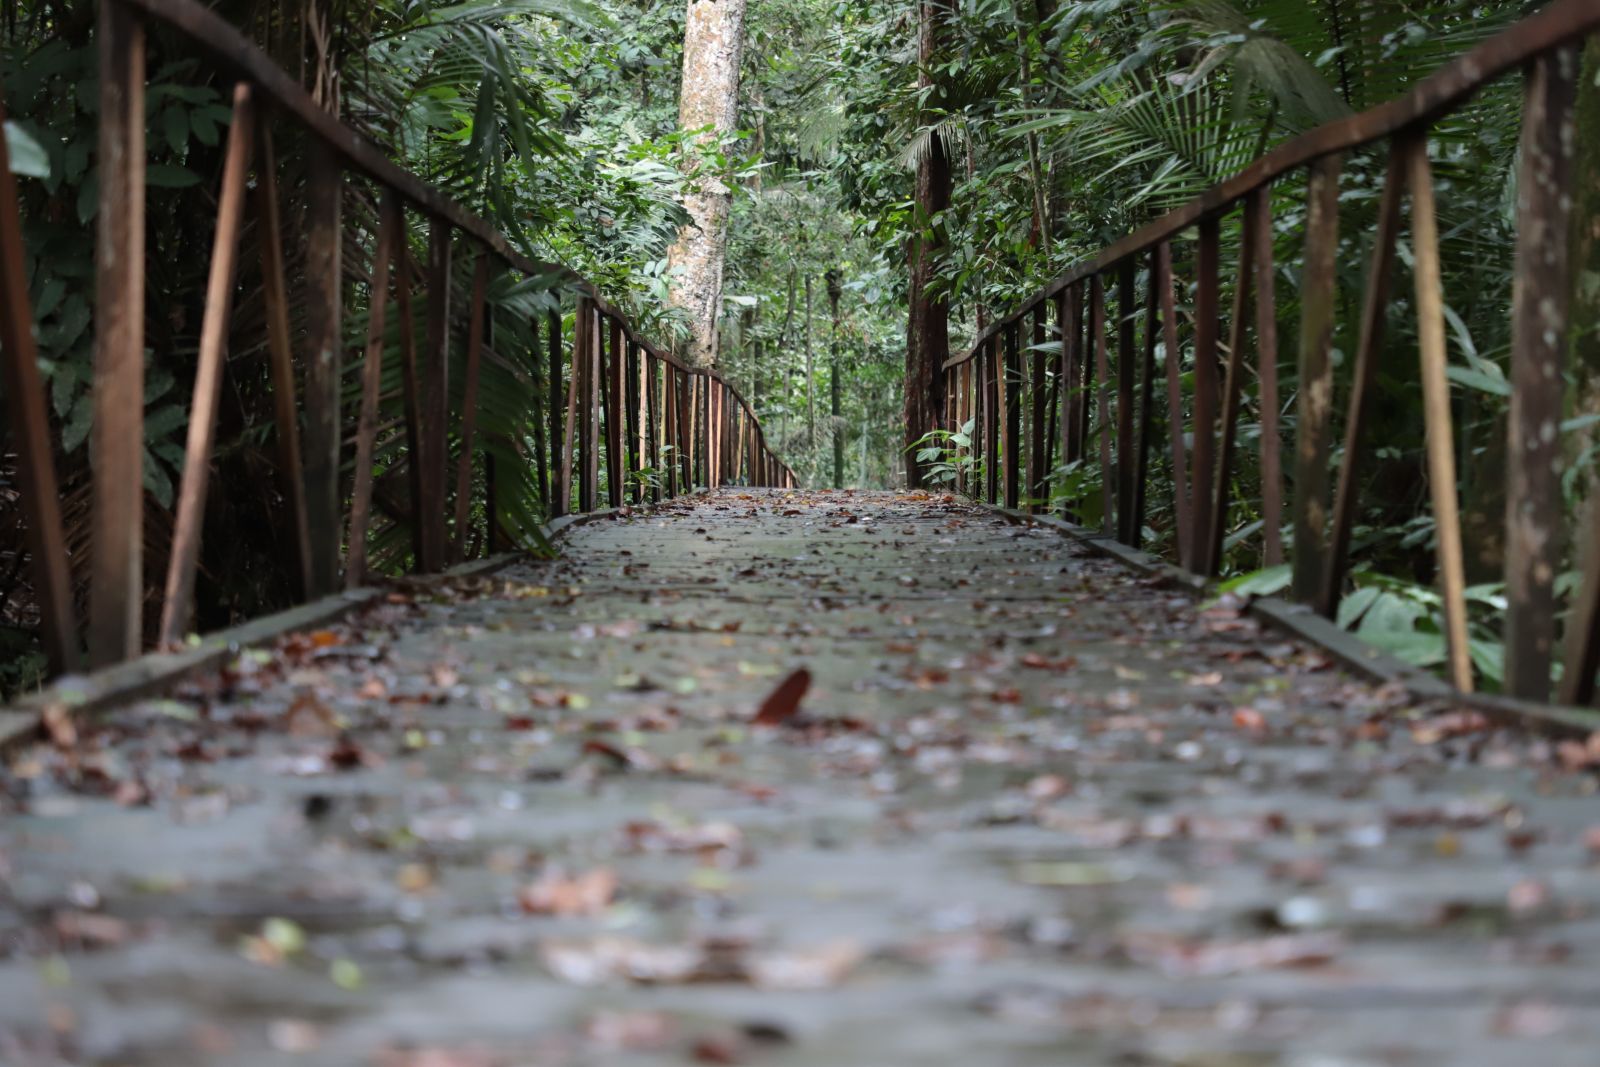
{"left": 3, "top": 489, "right": 1599, "bottom": 1066}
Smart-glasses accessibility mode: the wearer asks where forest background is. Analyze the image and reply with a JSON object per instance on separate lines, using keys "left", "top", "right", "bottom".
{"left": 2, "top": 0, "right": 1598, "bottom": 694}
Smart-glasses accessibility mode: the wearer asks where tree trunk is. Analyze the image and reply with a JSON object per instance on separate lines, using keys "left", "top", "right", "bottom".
{"left": 1573, "top": 37, "right": 1600, "bottom": 387}
{"left": 828, "top": 270, "right": 844, "bottom": 488}
{"left": 665, "top": 0, "right": 748, "bottom": 368}
{"left": 805, "top": 275, "right": 815, "bottom": 445}
{"left": 904, "top": 0, "right": 950, "bottom": 488}
{"left": 1016, "top": 1, "right": 1049, "bottom": 256}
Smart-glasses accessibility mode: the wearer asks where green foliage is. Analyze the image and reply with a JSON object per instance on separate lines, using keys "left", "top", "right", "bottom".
{"left": 0, "top": 0, "right": 1588, "bottom": 697}
{"left": 906, "top": 420, "right": 979, "bottom": 488}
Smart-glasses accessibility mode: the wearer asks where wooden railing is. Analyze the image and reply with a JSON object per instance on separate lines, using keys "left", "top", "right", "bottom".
{"left": 0, "top": 0, "right": 793, "bottom": 679}
{"left": 943, "top": 0, "right": 1600, "bottom": 707}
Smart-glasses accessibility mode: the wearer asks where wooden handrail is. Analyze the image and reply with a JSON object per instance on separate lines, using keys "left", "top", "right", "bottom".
{"left": 939, "top": 3, "right": 1599, "bottom": 711}
{"left": 0, "top": 0, "right": 796, "bottom": 681}
{"left": 945, "top": 0, "right": 1600, "bottom": 372}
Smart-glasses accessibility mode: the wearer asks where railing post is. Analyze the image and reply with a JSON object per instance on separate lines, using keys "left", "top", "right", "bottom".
{"left": 1131, "top": 246, "right": 1159, "bottom": 550}
{"left": 957, "top": 358, "right": 971, "bottom": 497}
{"left": 647, "top": 354, "right": 662, "bottom": 503}
{"left": 982, "top": 335, "right": 998, "bottom": 504}
{"left": 451, "top": 251, "right": 491, "bottom": 563}
{"left": 531, "top": 312, "right": 550, "bottom": 515}
{"left": 1115, "top": 259, "right": 1138, "bottom": 544}
{"left": 393, "top": 213, "right": 426, "bottom": 565}
{"left": 1208, "top": 203, "right": 1257, "bottom": 575}
{"left": 1291, "top": 154, "right": 1342, "bottom": 600}
{"left": 733, "top": 402, "right": 743, "bottom": 485}
{"left": 160, "top": 82, "right": 256, "bottom": 644}
{"left": 722, "top": 383, "right": 733, "bottom": 485}
{"left": 605, "top": 315, "right": 626, "bottom": 508}
{"left": 1190, "top": 221, "right": 1220, "bottom": 569}
{"left": 1002, "top": 323, "right": 1020, "bottom": 509}
{"left": 90, "top": 0, "right": 146, "bottom": 666}
{"left": 1028, "top": 307, "right": 1047, "bottom": 511}
{"left": 679, "top": 367, "right": 693, "bottom": 491}
{"left": 550, "top": 307, "right": 569, "bottom": 517}
{"left": 1090, "top": 274, "right": 1112, "bottom": 537}
{"left": 711, "top": 381, "right": 720, "bottom": 488}
{"left": 1506, "top": 47, "right": 1578, "bottom": 702}
{"left": 345, "top": 190, "right": 399, "bottom": 588}
{"left": 0, "top": 81, "right": 78, "bottom": 672}
{"left": 625, "top": 337, "right": 642, "bottom": 505}
{"left": 1058, "top": 285, "right": 1079, "bottom": 520}
{"left": 1252, "top": 188, "right": 1284, "bottom": 569}
{"left": 710, "top": 380, "right": 720, "bottom": 488}
{"left": 1156, "top": 243, "right": 1189, "bottom": 565}
{"left": 578, "top": 300, "right": 599, "bottom": 512}
{"left": 690, "top": 375, "right": 702, "bottom": 489}
{"left": 661, "top": 361, "right": 677, "bottom": 498}
{"left": 256, "top": 127, "right": 315, "bottom": 599}
{"left": 1322, "top": 145, "right": 1407, "bottom": 617}
{"left": 417, "top": 220, "right": 452, "bottom": 570}
{"left": 303, "top": 138, "right": 344, "bottom": 593}
{"left": 1406, "top": 136, "right": 1473, "bottom": 693}
{"left": 1076, "top": 279, "right": 1094, "bottom": 465}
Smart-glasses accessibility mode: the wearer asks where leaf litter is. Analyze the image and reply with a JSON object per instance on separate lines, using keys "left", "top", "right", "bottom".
{"left": 4, "top": 490, "right": 1600, "bottom": 1065}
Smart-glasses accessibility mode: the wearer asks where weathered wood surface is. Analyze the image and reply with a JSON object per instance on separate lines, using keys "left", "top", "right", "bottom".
{"left": 158, "top": 83, "right": 256, "bottom": 646}
{"left": 0, "top": 83, "right": 77, "bottom": 671}
{"left": 4, "top": 491, "right": 1599, "bottom": 1064}
{"left": 89, "top": 0, "right": 146, "bottom": 668}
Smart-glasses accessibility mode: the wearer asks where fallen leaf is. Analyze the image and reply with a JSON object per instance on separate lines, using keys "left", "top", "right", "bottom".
{"left": 691, "top": 1031, "right": 745, "bottom": 1064}
{"left": 753, "top": 668, "right": 811, "bottom": 726}
{"left": 519, "top": 867, "right": 617, "bottom": 917}
{"left": 540, "top": 936, "right": 704, "bottom": 986}
{"left": 1232, "top": 708, "right": 1266, "bottom": 733}
{"left": 584, "top": 1011, "right": 675, "bottom": 1051}
{"left": 52, "top": 910, "right": 129, "bottom": 948}
{"left": 747, "top": 939, "right": 865, "bottom": 990}
{"left": 581, "top": 739, "right": 658, "bottom": 771}
{"left": 285, "top": 694, "right": 338, "bottom": 737}
{"left": 41, "top": 703, "right": 76, "bottom": 749}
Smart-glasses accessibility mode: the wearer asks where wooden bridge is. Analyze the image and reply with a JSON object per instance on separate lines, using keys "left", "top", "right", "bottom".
{"left": 4, "top": 0, "right": 1600, "bottom": 1063}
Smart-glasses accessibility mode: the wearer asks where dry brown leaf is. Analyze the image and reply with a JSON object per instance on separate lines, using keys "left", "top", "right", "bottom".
{"left": 52, "top": 910, "right": 130, "bottom": 948}
{"left": 1232, "top": 708, "right": 1266, "bottom": 733}
{"left": 285, "top": 694, "right": 338, "bottom": 738}
{"left": 584, "top": 1011, "right": 675, "bottom": 1051}
{"left": 753, "top": 668, "right": 811, "bottom": 726}
{"left": 41, "top": 703, "right": 76, "bottom": 749}
{"left": 519, "top": 867, "right": 617, "bottom": 917}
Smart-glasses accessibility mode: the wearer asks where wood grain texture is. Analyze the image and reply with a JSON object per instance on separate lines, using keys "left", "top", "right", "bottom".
{"left": 1190, "top": 221, "right": 1220, "bottom": 571}
{"left": 1157, "top": 243, "right": 1189, "bottom": 570}
{"left": 1291, "top": 155, "right": 1342, "bottom": 603}
{"left": 90, "top": 1, "right": 146, "bottom": 667}
{"left": 256, "top": 126, "right": 314, "bottom": 600}
{"left": 160, "top": 84, "right": 256, "bottom": 645}
{"left": 345, "top": 193, "right": 399, "bottom": 589}
{"left": 1406, "top": 138, "right": 1473, "bottom": 693}
{"left": 0, "top": 82, "right": 78, "bottom": 671}
{"left": 1321, "top": 146, "right": 1407, "bottom": 618}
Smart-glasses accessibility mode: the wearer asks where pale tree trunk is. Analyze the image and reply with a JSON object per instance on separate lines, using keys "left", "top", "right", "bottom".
{"left": 666, "top": 0, "right": 748, "bottom": 368}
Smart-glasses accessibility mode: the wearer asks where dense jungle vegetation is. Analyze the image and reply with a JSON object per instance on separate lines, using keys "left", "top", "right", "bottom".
{"left": 2, "top": 0, "right": 1598, "bottom": 693}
